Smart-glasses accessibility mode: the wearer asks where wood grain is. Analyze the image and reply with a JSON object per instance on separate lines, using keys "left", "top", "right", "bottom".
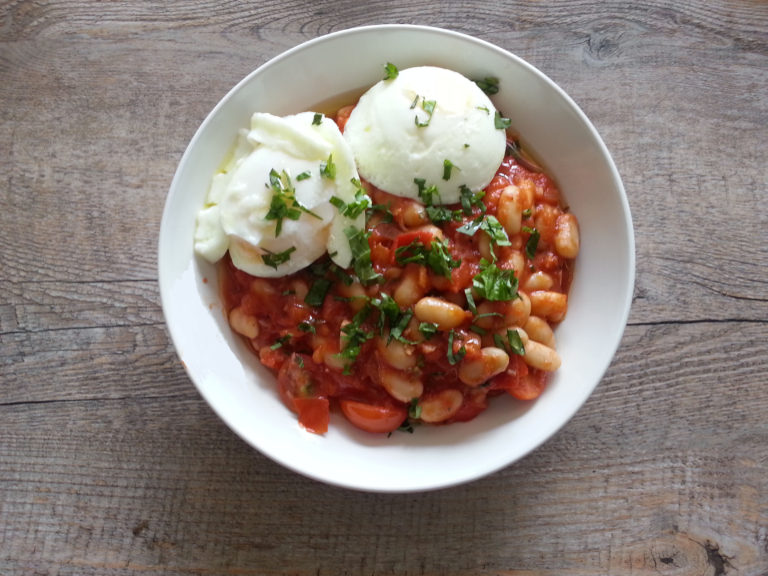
{"left": 2, "top": 0, "right": 768, "bottom": 575}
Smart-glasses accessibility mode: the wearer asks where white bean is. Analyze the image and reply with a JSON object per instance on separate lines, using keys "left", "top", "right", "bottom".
{"left": 376, "top": 337, "right": 418, "bottom": 370}
{"left": 414, "top": 297, "right": 467, "bottom": 331}
{"left": 529, "top": 290, "right": 567, "bottom": 323}
{"left": 379, "top": 365, "right": 423, "bottom": 403}
{"left": 524, "top": 316, "right": 556, "bottom": 348}
{"left": 555, "top": 213, "right": 580, "bottom": 258}
{"left": 458, "top": 347, "right": 510, "bottom": 387}
{"left": 419, "top": 389, "right": 463, "bottom": 423}
{"left": 497, "top": 185, "right": 523, "bottom": 236}
{"left": 229, "top": 307, "right": 259, "bottom": 339}
{"left": 523, "top": 340, "right": 561, "bottom": 372}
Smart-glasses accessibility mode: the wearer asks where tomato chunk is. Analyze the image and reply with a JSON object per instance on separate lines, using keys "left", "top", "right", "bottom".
{"left": 340, "top": 400, "right": 408, "bottom": 434}
{"left": 294, "top": 397, "right": 330, "bottom": 435}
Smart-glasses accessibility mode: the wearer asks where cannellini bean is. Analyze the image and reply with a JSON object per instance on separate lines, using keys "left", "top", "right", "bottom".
{"left": 554, "top": 213, "right": 580, "bottom": 258}
{"left": 376, "top": 337, "right": 418, "bottom": 370}
{"left": 229, "top": 307, "right": 259, "bottom": 339}
{"left": 529, "top": 290, "right": 567, "bottom": 323}
{"left": 379, "top": 365, "right": 423, "bottom": 403}
{"left": 524, "top": 316, "right": 556, "bottom": 348}
{"left": 402, "top": 201, "right": 429, "bottom": 227}
{"left": 458, "top": 347, "right": 510, "bottom": 387}
{"left": 337, "top": 281, "right": 367, "bottom": 311}
{"left": 523, "top": 271, "right": 554, "bottom": 292}
{"left": 414, "top": 297, "right": 467, "bottom": 331}
{"left": 497, "top": 185, "right": 523, "bottom": 236}
{"left": 478, "top": 232, "right": 494, "bottom": 261}
{"left": 522, "top": 340, "right": 561, "bottom": 372}
{"left": 290, "top": 279, "right": 309, "bottom": 301}
{"left": 518, "top": 179, "right": 535, "bottom": 210}
{"left": 419, "top": 389, "right": 464, "bottom": 423}
{"left": 393, "top": 266, "right": 429, "bottom": 307}
{"left": 506, "top": 291, "right": 531, "bottom": 327}
{"left": 503, "top": 250, "right": 525, "bottom": 277}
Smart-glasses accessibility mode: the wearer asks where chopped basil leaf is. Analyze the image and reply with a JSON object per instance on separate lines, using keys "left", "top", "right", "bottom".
{"left": 345, "top": 226, "right": 382, "bottom": 286}
{"left": 443, "top": 159, "right": 457, "bottom": 181}
{"left": 366, "top": 202, "right": 394, "bottom": 223}
{"left": 338, "top": 304, "right": 374, "bottom": 371}
{"left": 270, "top": 334, "right": 292, "bottom": 350}
{"left": 476, "top": 105, "right": 490, "bottom": 114}
{"left": 481, "top": 215, "right": 511, "bottom": 246}
{"left": 296, "top": 171, "right": 311, "bottom": 181}
{"left": 312, "top": 113, "right": 323, "bottom": 125}
{"left": 298, "top": 322, "right": 316, "bottom": 334}
{"left": 384, "top": 62, "right": 399, "bottom": 80}
{"left": 522, "top": 208, "right": 533, "bottom": 218}
{"left": 447, "top": 330, "right": 467, "bottom": 365}
{"left": 426, "top": 204, "right": 462, "bottom": 224}
{"left": 394, "top": 238, "right": 460, "bottom": 278}
{"left": 493, "top": 329, "right": 525, "bottom": 356}
{"left": 475, "top": 76, "right": 500, "bottom": 95}
{"left": 415, "top": 97, "right": 436, "bottom": 127}
{"left": 320, "top": 153, "right": 336, "bottom": 179}
{"left": 305, "top": 277, "right": 332, "bottom": 307}
{"left": 464, "top": 288, "right": 477, "bottom": 314}
{"left": 265, "top": 169, "right": 322, "bottom": 236}
{"left": 261, "top": 246, "right": 296, "bottom": 269}
{"left": 457, "top": 215, "right": 484, "bottom": 236}
{"left": 418, "top": 322, "right": 438, "bottom": 340}
{"left": 330, "top": 182, "right": 371, "bottom": 219}
{"left": 294, "top": 355, "right": 305, "bottom": 368}
{"left": 494, "top": 111, "right": 512, "bottom": 130}
{"left": 389, "top": 309, "right": 414, "bottom": 344}
{"left": 459, "top": 185, "right": 485, "bottom": 216}
{"left": 408, "top": 398, "right": 422, "bottom": 419}
{"left": 472, "top": 259, "right": 519, "bottom": 301}
{"left": 523, "top": 226, "right": 540, "bottom": 259}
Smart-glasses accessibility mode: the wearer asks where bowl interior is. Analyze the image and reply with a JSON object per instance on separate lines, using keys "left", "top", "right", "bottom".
{"left": 159, "top": 25, "right": 634, "bottom": 492}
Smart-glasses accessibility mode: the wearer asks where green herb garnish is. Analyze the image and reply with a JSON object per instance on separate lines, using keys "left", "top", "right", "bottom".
{"left": 418, "top": 322, "right": 438, "bottom": 340}
{"left": 305, "top": 277, "right": 332, "bottom": 307}
{"left": 320, "top": 153, "right": 336, "bottom": 179}
{"left": 472, "top": 259, "right": 519, "bottom": 302}
{"left": 447, "top": 329, "right": 467, "bottom": 365}
{"left": 523, "top": 226, "right": 540, "bottom": 259}
{"left": 443, "top": 159, "right": 457, "bottom": 181}
{"left": 265, "top": 169, "right": 322, "bottom": 236}
{"left": 494, "top": 111, "right": 512, "bottom": 130}
{"left": 475, "top": 76, "right": 500, "bottom": 95}
{"left": 261, "top": 246, "right": 296, "bottom": 269}
{"left": 408, "top": 398, "right": 422, "bottom": 419}
{"left": 345, "top": 226, "right": 382, "bottom": 286}
{"left": 270, "top": 334, "right": 292, "bottom": 350}
{"left": 312, "top": 113, "right": 323, "bottom": 125}
{"left": 384, "top": 62, "right": 399, "bottom": 80}
{"left": 415, "top": 97, "right": 436, "bottom": 127}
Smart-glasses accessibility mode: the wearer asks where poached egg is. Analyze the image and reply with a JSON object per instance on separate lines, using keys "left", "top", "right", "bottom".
{"left": 194, "top": 111, "right": 364, "bottom": 276}
{"left": 343, "top": 66, "right": 507, "bottom": 204}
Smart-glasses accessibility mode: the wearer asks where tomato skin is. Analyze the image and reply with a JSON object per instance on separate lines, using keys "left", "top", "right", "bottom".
{"left": 391, "top": 229, "right": 438, "bottom": 266}
{"left": 340, "top": 400, "right": 408, "bottom": 434}
{"left": 294, "top": 397, "right": 330, "bottom": 434}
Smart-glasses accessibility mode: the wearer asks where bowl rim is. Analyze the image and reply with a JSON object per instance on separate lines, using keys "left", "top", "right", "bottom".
{"left": 158, "top": 23, "right": 636, "bottom": 492}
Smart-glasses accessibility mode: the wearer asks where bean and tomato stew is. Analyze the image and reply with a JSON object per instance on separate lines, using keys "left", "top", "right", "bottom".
{"left": 220, "top": 105, "right": 580, "bottom": 434}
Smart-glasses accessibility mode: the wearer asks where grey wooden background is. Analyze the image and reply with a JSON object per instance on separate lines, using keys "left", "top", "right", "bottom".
{"left": 2, "top": 1, "right": 767, "bottom": 575}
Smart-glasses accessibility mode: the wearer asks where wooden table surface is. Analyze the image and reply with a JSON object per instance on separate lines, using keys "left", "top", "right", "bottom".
{"left": 2, "top": 1, "right": 767, "bottom": 574}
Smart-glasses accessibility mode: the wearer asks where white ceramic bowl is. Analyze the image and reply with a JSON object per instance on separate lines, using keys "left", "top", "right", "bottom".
{"left": 159, "top": 25, "right": 634, "bottom": 492}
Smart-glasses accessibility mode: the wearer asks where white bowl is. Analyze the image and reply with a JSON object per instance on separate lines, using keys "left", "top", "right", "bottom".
{"left": 159, "top": 25, "right": 634, "bottom": 492}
